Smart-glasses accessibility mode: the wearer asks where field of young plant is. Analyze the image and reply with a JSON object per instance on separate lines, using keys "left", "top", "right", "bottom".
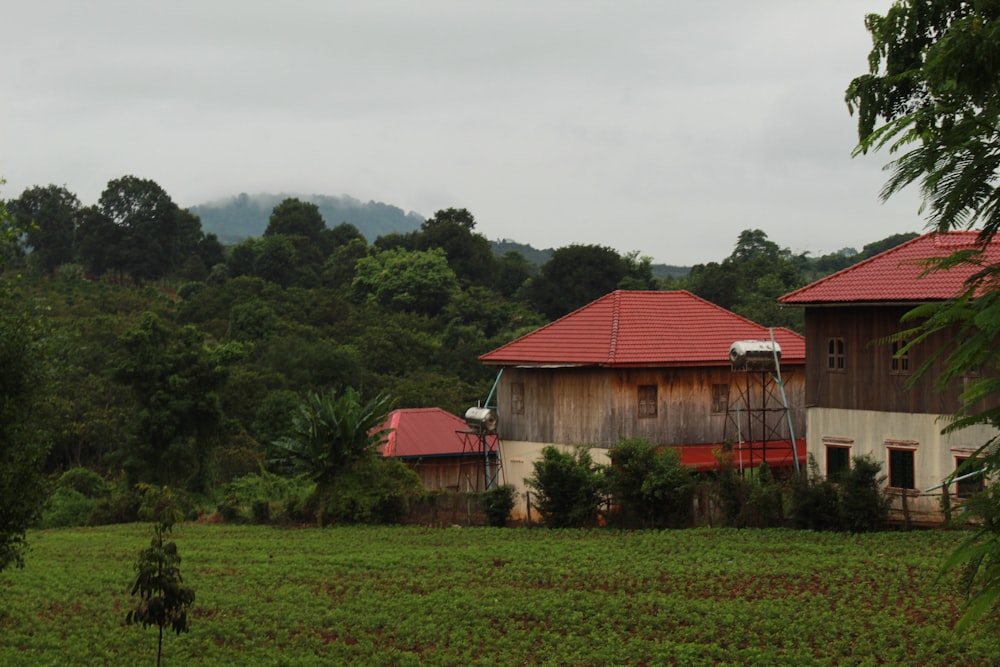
{"left": 0, "top": 524, "right": 996, "bottom": 666}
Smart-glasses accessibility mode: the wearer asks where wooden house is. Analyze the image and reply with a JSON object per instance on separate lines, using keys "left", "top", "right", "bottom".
{"left": 779, "top": 231, "right": 1000, "bottom": 523}
{"left": 478, "top": 290, "right": 807, "bottom": 518}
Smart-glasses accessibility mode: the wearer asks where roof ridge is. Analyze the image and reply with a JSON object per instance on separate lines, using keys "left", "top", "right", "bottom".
{"left": 608, "top": 290, "right": 622, "bottom": 363}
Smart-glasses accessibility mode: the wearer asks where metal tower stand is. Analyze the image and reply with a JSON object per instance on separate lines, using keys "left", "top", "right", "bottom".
{"left": 724, "top": 335, "right": 799, "bottom": 475}
{"left": 456, "top": 429, "right": 505, "bottom": 492}
{"left": 724, "top": 369, "right": 793, "bottom": 474}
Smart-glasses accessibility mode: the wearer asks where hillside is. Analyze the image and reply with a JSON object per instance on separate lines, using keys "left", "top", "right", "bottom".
{"left": 190, "top": 192, "right": 424, "bottom": 244}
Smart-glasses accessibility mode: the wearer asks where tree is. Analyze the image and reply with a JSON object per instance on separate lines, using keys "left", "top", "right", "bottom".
{"left": 846, "top": 2, "right": 1000, "bottom": 239}
{"left": 685, "top": 229, "right": 804, "bottom": 330}
{"left": 414, "top": 208, "right": 496, "bottom": 287}
{"left": 8, "top": 184, "right": 81, "bottom": 274}
{"left": 524, "top": 244, "right": 645, "bottom": 320}
{"left": 526, "top": 446, "right": 605, "bottom": 528}
{"left": 0, "top": 279, "right": 51, "bottom": 577}
{"left": 264, "top": 197, "right": 327, "bottom": 246}
{"left": 114, "top": 313, "right": 232, "bottom": 491}
{"left": 270, "top": 387, "right": 394, "bottom": 526}
{"left": 98, "top": 175, "right": 182, "bottom": 282}
{"left": 606, "top": 438, "right": 694, "bottom": 529}
{"left": 352, "top": 247, "right": 459, "bottom": 316}
{"left": 846, "top": 1, "right": 1000, "bottom": 626}
{"left": 126, "top": 484, "right": 195, "bottom": 667}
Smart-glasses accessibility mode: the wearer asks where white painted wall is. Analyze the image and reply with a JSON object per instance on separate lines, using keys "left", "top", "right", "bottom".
{"left": 807, "top": 407, "right": 996, "bottom": 521}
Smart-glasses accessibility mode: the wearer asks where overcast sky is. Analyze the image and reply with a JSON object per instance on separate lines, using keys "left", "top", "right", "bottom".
{"left": 2, "top": 1, "right": 924, "bottom": 265}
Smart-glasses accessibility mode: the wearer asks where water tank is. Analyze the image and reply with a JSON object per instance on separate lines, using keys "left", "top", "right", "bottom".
{"left": 729, "top": 340, "right": 781, "bottom": 370}
{"left": 464, "top": 407, "right": 498, "bottom": 432}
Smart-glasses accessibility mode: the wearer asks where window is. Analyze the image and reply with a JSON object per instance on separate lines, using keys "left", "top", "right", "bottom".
{"left": 956, "top": 457, "right": 985, "bottom": 499}
{"left": 826, "top": 446, "right": 850, "bottom": 482}
{"left": 888, "top": 449, "right": 915, "bottom": 489}
{"left": 711, "top": 384, "right": 729, "bottom": 414}
{"left": 638, "top": 385, "right": 657, "bottom": 419}
{"left": 510, "top": 382, "right": 524, "bottom": 415}
{"left": 891, "top": 340, "right": 910, "bottom": 374}
{"left": 827, "top": 337, "right": 845, "bottom": 371}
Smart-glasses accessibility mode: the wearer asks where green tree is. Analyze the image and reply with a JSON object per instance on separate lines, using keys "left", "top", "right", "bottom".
{"left": 8, "top": 184, "right": 80, "bottom": 274}
{"left": 414, "top": 208, "right": 496, "bottom": 287}
{"left": 114, "top": 313, "right": 233, "bottom": 491}
{"left": 270, "top": 387, "right": 394, "bottom": 526}
{"left": 524, "top": 244, "right": 647, "bottom": 320}
{"left": 686, "top": 229, "right": 804, "bottom": 329}
{"left": 352, "top": 247, "right": 459, "bottom": 315}
{"left": 126, "top": 484, "right": 195, "bottom": 667}
{"left": 606, "top": 438, "right": 694, "bottom": 529}
{"left": 97, "top": 175, "right": 184, "bottom": 282}
{"left": 265, "top": 197, "right": 327, "bottom": 247}
{"left": 0, "top": 286, "right": 51, "bottom": 574}
{"left": 526, "top": 446, "right": 605, "bottom": 528}
{"left": 846, "top": 0, "right": 1000, "bottom": 626}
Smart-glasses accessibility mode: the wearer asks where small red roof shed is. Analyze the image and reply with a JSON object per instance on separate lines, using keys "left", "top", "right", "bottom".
{"left": 479, "top": 290, "right": 804, "bottom": 367}
{"left": 379, "top": 407, "right": 470, "bottom": 458}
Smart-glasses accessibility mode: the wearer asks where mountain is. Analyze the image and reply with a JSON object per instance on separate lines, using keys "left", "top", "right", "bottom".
{"left": 190, "top": 192, "right": 424, "bottom": 244}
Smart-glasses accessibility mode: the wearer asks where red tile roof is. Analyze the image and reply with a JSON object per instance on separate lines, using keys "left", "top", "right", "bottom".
{"left": 479, "top": 290, "right": 804, "bottom": 367}
{"left": 780, "top": 231, "right": 1000, "bottom": 305}
{"left": 379, "top": 408, "right": 471, "bottom": 458}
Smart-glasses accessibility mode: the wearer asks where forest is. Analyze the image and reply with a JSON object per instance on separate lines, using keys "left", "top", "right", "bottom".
{"left": 0, "top": 174, "right": 917, "bottom": 530}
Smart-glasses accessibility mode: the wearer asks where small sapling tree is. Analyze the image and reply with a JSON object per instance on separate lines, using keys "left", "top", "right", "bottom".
{"left": 125, "top": 484, "right": 195, "bottom": 667}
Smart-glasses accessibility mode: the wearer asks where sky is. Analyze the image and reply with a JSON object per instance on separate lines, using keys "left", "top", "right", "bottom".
{"left": 2, "top": 1, "right": 925, "bottom": 266}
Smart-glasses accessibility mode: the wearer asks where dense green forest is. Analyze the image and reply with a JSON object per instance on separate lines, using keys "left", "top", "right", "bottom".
{"left": 0, "top": 175, "right": 917, "bottom": 523}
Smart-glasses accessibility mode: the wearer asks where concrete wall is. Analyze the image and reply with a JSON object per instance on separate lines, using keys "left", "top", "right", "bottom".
{"left": 807, "top": 407, "right": 996, "bottom": 523}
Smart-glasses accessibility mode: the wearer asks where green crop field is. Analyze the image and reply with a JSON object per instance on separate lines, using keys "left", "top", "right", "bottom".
{"left": 0, "top": 524, "right": 995, "bottom": 666}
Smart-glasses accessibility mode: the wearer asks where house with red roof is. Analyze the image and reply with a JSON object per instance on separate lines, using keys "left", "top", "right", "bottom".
{"left": 379, "top": 407, "right": 496, "bottom": 491}
{"left": 779, "top": 231, "right": 1000, "bottom": 522}
{"left": 478, "top": 290, "right": 806, "bottom": 517}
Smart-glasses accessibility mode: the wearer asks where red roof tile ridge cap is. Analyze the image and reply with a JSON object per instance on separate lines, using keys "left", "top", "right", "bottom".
{"left": 608, "top": 290, "right": 622, "bottom": 363}
{"left": 779, "top": 232, "right": 933, "bottom": 303}
{"left": 934, "top": 230, "right": 987, "bottom": 248}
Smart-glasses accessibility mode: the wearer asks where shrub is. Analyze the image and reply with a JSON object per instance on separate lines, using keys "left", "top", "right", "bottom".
{"left": 480, "top": 485, "right": 518, "bottom": 527}
{"left": 742, "top": 463, "right": 785, "bottom": 528}
{"left": 37, "top": 487, "right": 97, "bottom": 529}
{"left": 606, "top": 438, "right": 694, "bottom": 528}
{"left": 323, "top": 456, "right": 424, "bottom": 525}
{"left": 56, "top": 467, "right": 110, "bottom": 498}
{"left": 789, "top": 456, "right": 842, "bottom": 531}
{"left": 220, "top": 471, "right": 314, "bottom": 524}
{"left": 526, "top": 446, "right": 605, "bottom": 528}
{"left": 840, "top": 455, "right": 889, "bottom": 533}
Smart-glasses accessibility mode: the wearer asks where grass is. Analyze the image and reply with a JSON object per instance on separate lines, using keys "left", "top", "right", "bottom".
{"left": 0, "top": 524, "right": 996, "bottom": 666}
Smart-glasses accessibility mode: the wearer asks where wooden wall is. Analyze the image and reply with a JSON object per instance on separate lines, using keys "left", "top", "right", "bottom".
{"left": 803, "top": 305, "right": 995, "bottom": 414}
{"left": 494, "top": 365, "right": 805, "bottom": 448}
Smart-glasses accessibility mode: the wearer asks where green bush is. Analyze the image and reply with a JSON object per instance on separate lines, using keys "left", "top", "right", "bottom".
{"left": 742, "top": 463, "right": 785, "bottom": 528}
{"left": 323, "top": 457, "right": 424, "bottom": 525}
{"left": 526, "top": 446, "right": 605, "bottom": 528}
{"left": 56, "top": 467, "right": 110, "bottom": 498}
{"left": 839, "top": 455, "right": 889, "bottom": 533}
{"left": 37, "top": 487, "right": 97, "bottom": 529}
{"left": 220, "top": 471, "right": 314, "bottom": 524}
{"left": 789, "top": 454, "right": 889, "bottom": 533}
{"left": 606, "top": 438, "right": 694, "bottom": 529}
{"left": 480, "top": 485, "right": 518, "bottom": 527}
{"left": 789, "top": 457, "right": 843, "bottom": 531}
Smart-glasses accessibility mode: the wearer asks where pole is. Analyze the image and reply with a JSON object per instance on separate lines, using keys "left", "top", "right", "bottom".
{"left": 770, "top": 328, "right": 800, "bottom": 473}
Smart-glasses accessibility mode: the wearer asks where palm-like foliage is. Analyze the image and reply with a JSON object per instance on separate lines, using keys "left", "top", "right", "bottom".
{"left": 271, "top": 388, "right": 394, "bottom": 525}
